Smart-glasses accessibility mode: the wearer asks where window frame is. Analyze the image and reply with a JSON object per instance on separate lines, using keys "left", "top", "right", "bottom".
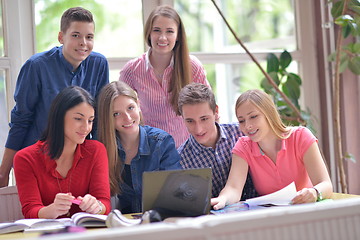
{"left": 2, "top": 0, "right": 340, "bottom": 190}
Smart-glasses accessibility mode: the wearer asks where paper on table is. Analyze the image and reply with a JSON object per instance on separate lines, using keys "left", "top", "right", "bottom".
{"left": 210, "top": 182, "right": 297, "bottom": 214}
{"left": 245, "top": 182, "right": 297, "bottom": 208}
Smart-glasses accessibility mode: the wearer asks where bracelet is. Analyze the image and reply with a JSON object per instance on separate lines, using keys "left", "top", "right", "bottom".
{"left": 96, "top": 200, "right": 103, "bottom": 214}
{"left": 313, "top": 187, "right": 323, "bottom": 202}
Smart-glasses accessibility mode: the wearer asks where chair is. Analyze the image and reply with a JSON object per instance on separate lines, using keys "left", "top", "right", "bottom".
{"left": 0, "top": 185, "right": 23, "bottom": 222}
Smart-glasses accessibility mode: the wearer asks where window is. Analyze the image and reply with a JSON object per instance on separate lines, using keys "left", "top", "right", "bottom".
{"left": 0, "top": 2, "right": 7, "bottom": 160}
{"left": 174, "top": 0, "right": 296, "bottom": 122}
{"left": 35, "top": 0, "right": 144, "bottom": 58}
{"left": 34, "top": 0, "right": 143, "bottom": 82}
{"left": 176, "top": 0, "right": 296, "bottom": 53}
{"left": 2, "top": 0, "right": 320, "bottom": 178}
{"left": 0, "top": 70, "right": 7, "bottom": 160}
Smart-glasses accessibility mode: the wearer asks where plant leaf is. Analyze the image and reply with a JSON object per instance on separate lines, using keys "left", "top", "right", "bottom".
{"left": 348, "top": 56, "right": 360, "bottom": 75}
{"left": 331, "top": 1, "right": 344, "bottom": 19}
{"left": 266, "top": 53, "right": 279, "bottom": 73}
{"left": 342, "top": 22, "right": 352, "bottom": 38}
{"left": 260, "top": 78, "right": 273, "bottom": 93}
{"left": 353, "top": 43, "right": 360, "bottom": 52}
{"left": 349, "top": 1, "right": 360, "bottom": 16}
{"left": 345, "top": 152, "right": 356, "bottom": 163}
{"left": 279, "top": 50, "right": 292, "bottom": 69}
{"left": 339, "top": 59, "right": 349, "bottom": 73}
{"left": 287, "top": 73, "right": 302, "bottom": 85}
{"left": 283, "top": 77, "right": 301, "bottom": 107}
{"left": 269, "top": 72, "right": 280, "bottom": 86}
{"left": 327, "top": 52, "right": 337, "bottom": 61}
{"left": 343, "top": 42, "right": 360, "bottom": 53}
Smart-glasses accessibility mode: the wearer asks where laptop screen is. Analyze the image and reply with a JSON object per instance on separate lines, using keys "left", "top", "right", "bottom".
{"left": 142, "top": 168, "right": 212, "bottom": 217}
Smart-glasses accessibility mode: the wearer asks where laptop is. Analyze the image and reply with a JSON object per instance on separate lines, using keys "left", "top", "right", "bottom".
{"left": 142, "top": 168, "right": 212, "bottom": 217}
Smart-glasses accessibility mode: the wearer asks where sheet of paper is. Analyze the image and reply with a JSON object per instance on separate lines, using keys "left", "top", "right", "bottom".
{"left": 245, "top": 182, "right": 297, "bottom": 207}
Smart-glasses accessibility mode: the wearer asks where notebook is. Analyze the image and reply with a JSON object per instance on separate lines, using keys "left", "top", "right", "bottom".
{"left": 142, "top": 168, "right": 212, "bottom": 217}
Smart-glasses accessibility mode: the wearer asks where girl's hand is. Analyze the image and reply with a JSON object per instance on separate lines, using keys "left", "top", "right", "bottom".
{"left": 211, "top": 196, "right": 227, "bottom": 210}
{"left": 291, "top": 188, "right": 317, "bottom": 204}
{"left": 77, "top": 194, "right": 102, "bottom": 214}
{"left": 39, "top": 193, "right": 74, "bottom": 219}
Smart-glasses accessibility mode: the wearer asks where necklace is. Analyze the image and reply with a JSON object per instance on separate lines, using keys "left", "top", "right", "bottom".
{"left": 55, "top": 172, "right": 72, "bottom": 193}
{"left": 257, "top": 143, "right": 265, "bottom": 156}
{"left": 56, "top": 171, "right": 73, "bottom": 216}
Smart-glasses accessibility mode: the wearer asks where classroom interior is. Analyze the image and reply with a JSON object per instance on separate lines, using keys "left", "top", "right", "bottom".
{"left": 0, "top": 0, "right": 359, "bottom": 238}
{"left": 1, "top": 0, "right": 360, "bottom": 198}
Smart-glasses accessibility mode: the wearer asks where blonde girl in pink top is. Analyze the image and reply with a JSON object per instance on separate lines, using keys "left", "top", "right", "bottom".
{"left": 211, "top": 89, "right": 333, "bottom": 210}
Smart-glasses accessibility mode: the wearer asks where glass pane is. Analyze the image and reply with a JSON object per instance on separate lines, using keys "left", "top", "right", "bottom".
{"left": 35, "top": 0, "right": 143, "bottom": 57}
{"left": 0, "top": 70, "right": 8, "bottom": 161}
{"left": 175, "top": 0, "right": 296, "bottom": 53}
{"left": 110, "top": 69, "right": 120, "bottom": 82}
{"left": 204, "top": 62, "right": 265, "bottom": 123}
{"left": 0, "top": 3, "right": 4, "bottom": 56}
{"left": 204, "top": 61, "right": 298, "bottom": 123}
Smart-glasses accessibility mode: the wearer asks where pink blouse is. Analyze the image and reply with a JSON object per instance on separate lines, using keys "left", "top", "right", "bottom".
{"left": 119, "top": 49, "right": 209, "bottom": 147}
{"left": 232, "top": 126, "right": 316, "bottom": 195}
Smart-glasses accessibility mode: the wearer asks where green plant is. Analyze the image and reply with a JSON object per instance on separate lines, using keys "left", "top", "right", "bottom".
{"left": 328, "top": 0, "right": 360, "bottom": 193}
{"left": 328, "top": 0, "right": 360, "bottom": 74}
{"left": 211, "top": 0, "right": 306, "bottom": 125}
{"left": 261, "top": 51, "right": 314, "bottom": 132}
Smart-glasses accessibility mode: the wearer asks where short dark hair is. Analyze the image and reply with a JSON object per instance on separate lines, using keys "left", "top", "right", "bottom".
{"left": 60, "top": 7, "right": 94, "bottom": 33}
{"left": 41, "top": 86, "right": 95, "bottom": 159}
{"left": 178, "top": 83, "right": 216, "bottom": 115}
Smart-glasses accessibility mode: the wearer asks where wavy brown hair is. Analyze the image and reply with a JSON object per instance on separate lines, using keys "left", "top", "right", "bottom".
{"left": 144, "top": 5, "right": 192, "bottom": 115}
{"left": 97, "top": 81, "right": 143, "bottom": 195}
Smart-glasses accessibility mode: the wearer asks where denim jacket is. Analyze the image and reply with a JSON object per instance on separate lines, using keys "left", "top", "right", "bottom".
{"left": 117, "top": 125, "right": 181, "bottom": 213}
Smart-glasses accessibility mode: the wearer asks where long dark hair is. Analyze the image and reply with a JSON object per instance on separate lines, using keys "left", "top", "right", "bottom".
{"left": 40, "top": 86, "right": 95, "bottom": 159}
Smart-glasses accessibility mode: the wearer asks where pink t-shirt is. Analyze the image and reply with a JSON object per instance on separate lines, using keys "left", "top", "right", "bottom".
{"left": 232, "top": 126, "right": 316, "bottom": 196}
{"left": 119, "top": 49, "right": 209, "bottom": 147}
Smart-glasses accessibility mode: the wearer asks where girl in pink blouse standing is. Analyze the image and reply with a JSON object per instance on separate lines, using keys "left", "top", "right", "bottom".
{"left": 119, "top": 5, "right": 209, "bottom": 147}
{"left": 212, "top": 89, "right": 333, "bottom": 210}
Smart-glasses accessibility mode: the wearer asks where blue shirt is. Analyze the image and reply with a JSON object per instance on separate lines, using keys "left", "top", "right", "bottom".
{"left": 117, "top": 125, "right": 181, "bottom": 214}
{"left": 6, "top": 46, "right": 109, "bottom": 150}
{"left": 178, "top": 122, "right": 257, "bottom": 200}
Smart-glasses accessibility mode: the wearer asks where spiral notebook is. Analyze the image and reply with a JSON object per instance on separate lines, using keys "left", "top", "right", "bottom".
{"left": 142, "top": 168, "right": 212, "bottom": 217}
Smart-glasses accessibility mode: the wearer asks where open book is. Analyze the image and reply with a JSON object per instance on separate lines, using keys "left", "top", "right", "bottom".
{"left": 0, "top": 212, "right": 107, "bottom": 234}
{"left": 211, "top": 182, "right": 297, "bottom": 214}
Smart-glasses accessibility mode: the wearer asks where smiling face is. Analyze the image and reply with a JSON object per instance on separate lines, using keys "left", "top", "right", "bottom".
{"left": 64, "top": 102, "right": 94, "bottom": 146}
{"left": 113, "top": 95, "right": 141, "bottom": 137}
{"left": 182, "top": 102, "right": 219, "bottom": 148}
{"left": 58, "top": 21, "right": 94, "bottom": 70}
{"left": 149, "top": 16, "right": 178, "bottom": 56}
{"left": 236, "top": 100, "right": 272, "bottom": 143}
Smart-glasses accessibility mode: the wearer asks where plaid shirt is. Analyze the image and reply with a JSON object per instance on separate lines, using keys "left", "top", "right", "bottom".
{"left": 178, "top": 122, "right": 257, "bottom": 200}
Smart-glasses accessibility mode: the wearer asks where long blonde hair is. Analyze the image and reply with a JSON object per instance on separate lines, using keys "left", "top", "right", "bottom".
{"left": 235, "top": 89, "right": 291, "bottom": 139}
{"left": 97, "top": 81, "right": 142, "bottom": 195}
{"left": 144, "top": 5, "right": 192, "bottom": 115}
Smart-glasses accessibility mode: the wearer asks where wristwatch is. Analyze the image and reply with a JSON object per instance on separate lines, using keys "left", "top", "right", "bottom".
{"left": 313, "top": 187, "right": 323, "bottom": 202}
{"left": 96, "top": 200, "right": 103, "bottom": 214}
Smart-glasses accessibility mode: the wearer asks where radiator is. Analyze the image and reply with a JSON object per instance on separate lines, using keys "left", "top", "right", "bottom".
{"left": 0, "top": 186, "right": 23, "bottom": 223}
